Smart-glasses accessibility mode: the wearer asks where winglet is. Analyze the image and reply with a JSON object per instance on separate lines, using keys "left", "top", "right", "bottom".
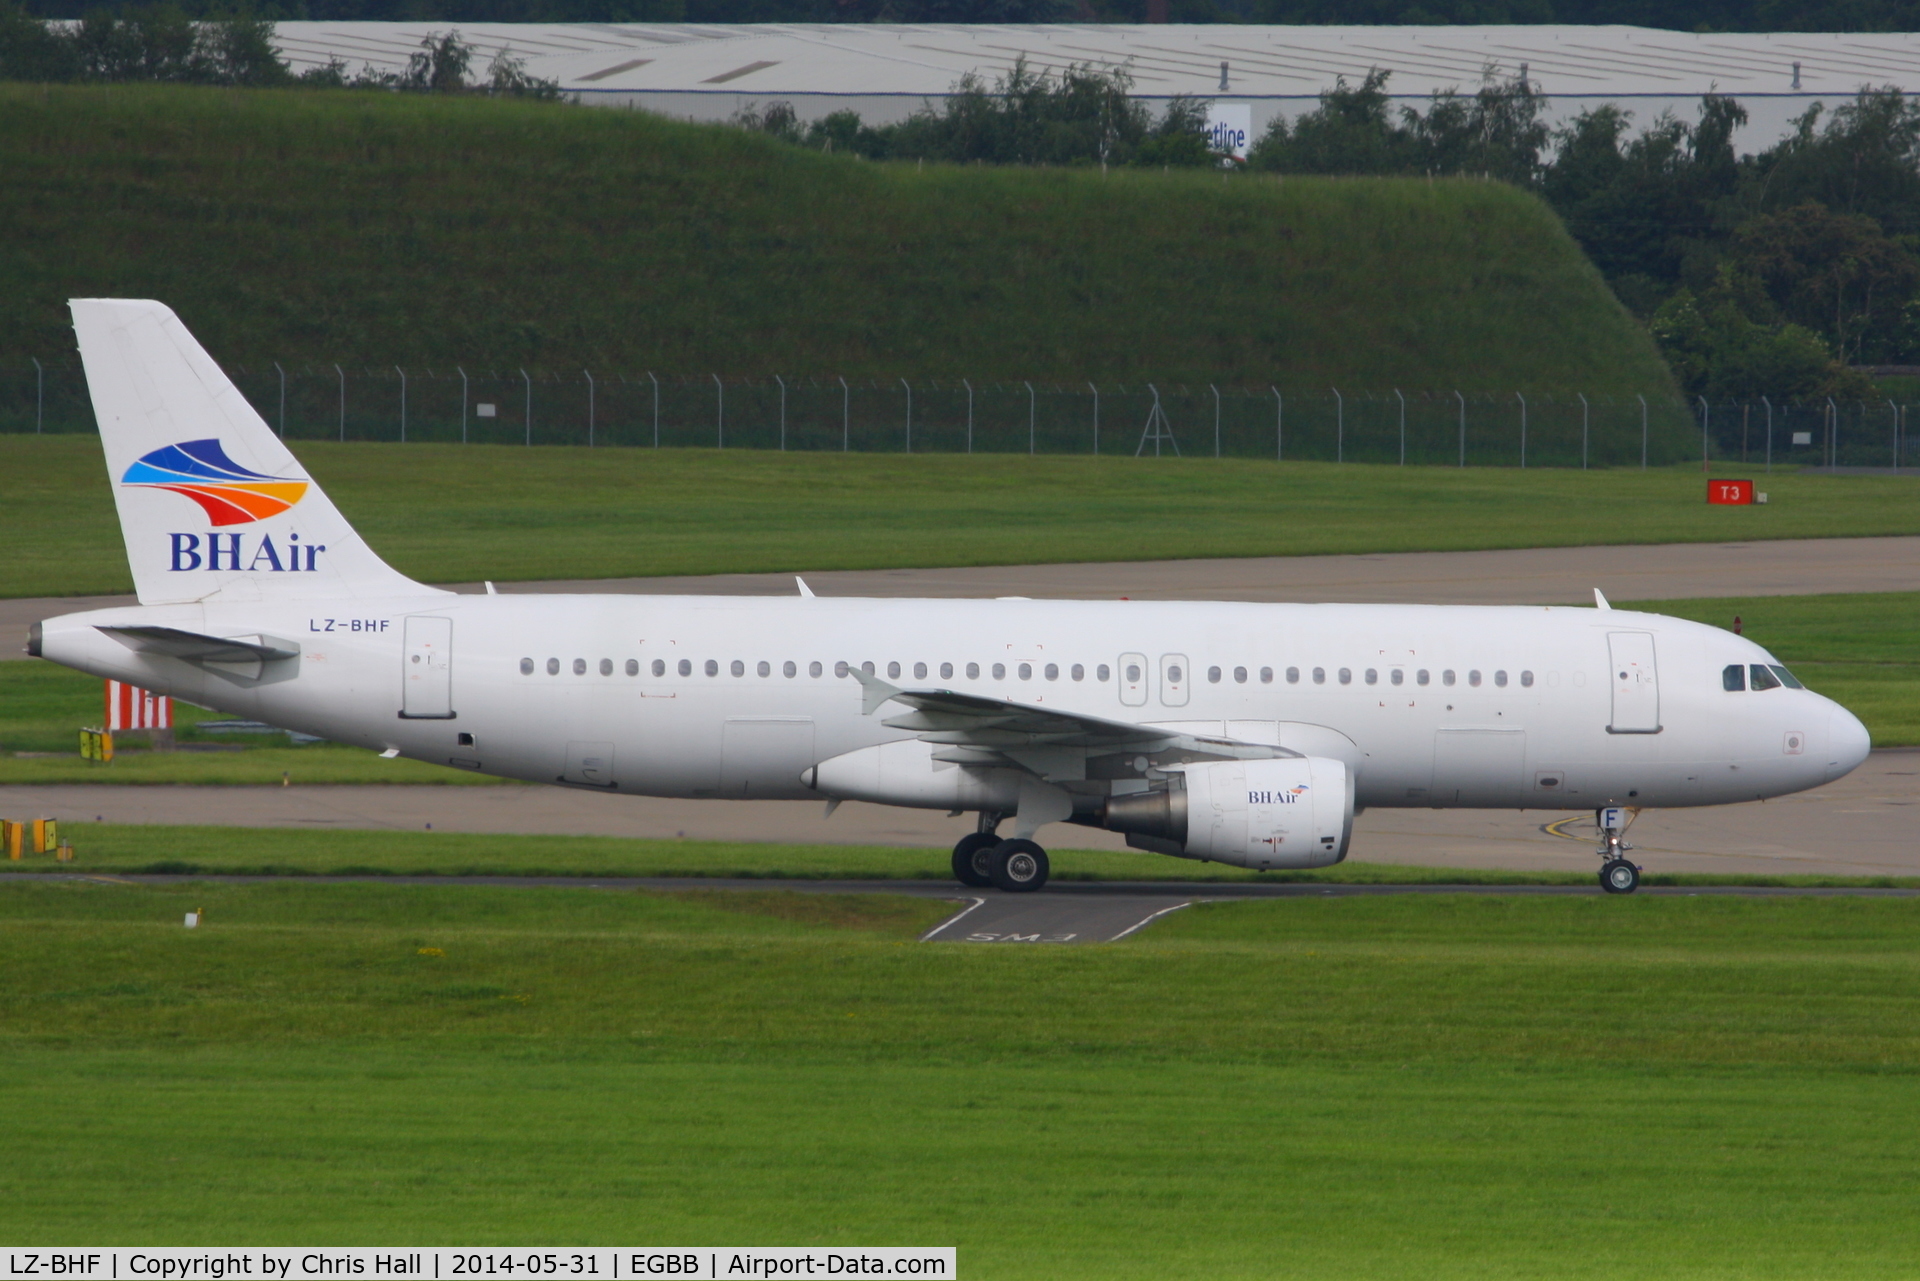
{"left": 846, "top": 664, "right": 903, "bottom": 715}
{"left": 1594, "top": 588, "right": 1612, "bottom": 611}
{"left": 796, "top": 576, "right": 815, "bottom": 599}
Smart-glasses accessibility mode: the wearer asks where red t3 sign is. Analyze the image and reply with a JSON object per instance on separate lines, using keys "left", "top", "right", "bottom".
{"left": 1708, "top": 479, "right": 1755, "bottom": 505}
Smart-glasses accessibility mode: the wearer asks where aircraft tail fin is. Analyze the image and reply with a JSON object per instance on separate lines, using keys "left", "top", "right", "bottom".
{"left": 71, "top": 299, "right": 434, "bottom": 605}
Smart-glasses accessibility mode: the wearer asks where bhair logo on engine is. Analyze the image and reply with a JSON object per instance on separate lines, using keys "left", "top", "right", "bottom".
{"left": 122, "top": 439, "right": 308, "bottom": 525}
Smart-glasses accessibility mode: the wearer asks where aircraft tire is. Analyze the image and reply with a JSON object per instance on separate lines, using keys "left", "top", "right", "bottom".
{"left": 951, "top": 832, "right": 999, "bottom": 888}
{"left": 1600, "top": 859, "right": 1640, "bottom": 895}
{"left": 989, "top": 839, "right": 1050, "bottom": 893}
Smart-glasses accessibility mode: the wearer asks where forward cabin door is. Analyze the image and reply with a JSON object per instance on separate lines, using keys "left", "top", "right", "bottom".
{"left": 1607, "top": 632, "right": 1662, "bottom": 734}
{"left": 400, "top": 615, "right": 453, "bottom": 719}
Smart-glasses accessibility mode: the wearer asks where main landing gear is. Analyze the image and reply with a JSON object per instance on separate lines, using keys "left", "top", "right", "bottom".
{"left": 1596, "top": 806, "right": 1642, "bottom": 895}
{"left": 950, "top": 817, "right": 1051, "bottom": 893}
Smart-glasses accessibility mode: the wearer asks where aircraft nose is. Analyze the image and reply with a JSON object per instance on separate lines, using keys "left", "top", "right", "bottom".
{"left": 1826, "top": 703, "right": 1871, "bottom": 782}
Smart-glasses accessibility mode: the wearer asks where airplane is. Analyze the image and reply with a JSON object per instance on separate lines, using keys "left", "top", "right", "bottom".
{"left": 30, "top": 300, "right": 1872, "bottom": 895}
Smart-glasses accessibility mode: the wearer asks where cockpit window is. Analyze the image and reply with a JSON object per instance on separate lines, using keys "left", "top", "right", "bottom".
{"left": 1723, "top": 664, "right": 1746, "bottom": 691}
{"left": 1770, "top": 664, "right": 1805, "bottom": 690}
{"left": 1749, "top": 664, "right": 1781, "bottom": 692}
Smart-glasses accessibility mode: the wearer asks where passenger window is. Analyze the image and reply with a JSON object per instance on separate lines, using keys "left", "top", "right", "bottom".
{"left": 834, "top": 661, "right": 849, "bottom": 678}
{"left": 1234, "top": 666, "right": 1248, "bottom": 684}
{"left": 1287, "top": 667, "right": 1300, "bottom": 684}
{"left": 1312, "top": 667, "right": 1325, "bottom": 684}
{"left": 730, "top": 660, "right": 745, "bottom": 677}
{"left": 599, "top": 658, "right": 613, "bottom": 676}
{"left": 1097, "top": 664, "right": 1110, "bottom": 682}
{"left": 1338, "top": 668, "right": 1352, "bottom": 685}
{"left": 1207, "top": 666, "right": 1222, "bottom": 684}
{"left": 520, "top": 658, "right": 534, "bottom": 675}
{"left": 547, "top": 658, "right": 560, "bottom": 675}
{"left": 810, "top": 661, "right": 823, "bottom": 678}
{"left": 1045, "top": 663, "right": 1059, "bottom": 681}
{"left": 707, "top": 660, "right": 721, "bottom": 677}
{"left": 887, "top": 661, "right": 901, "bottom": 679}
{"left": 1364, "top": 669, "right": 1377, "bottom": 685}
{"left": 1168, "top": 664, "right": 1184, "bottom": 683}
{"left": 993, "top": 663, "right": 1006, "bottom": 680}
{"left": 968, "top": 662, "right": 981, "bottom": 679}
{"left": 1443, "top": 670, "right": 1455, "bottom": 686}
{"left": 1390, "top": 669, "right": 1404, "bottom": 686}
{"left": 676, "top": 659, "right": 690, "bottom": 677}
{"left": 1495, "top": 670, "right": 1508, "bottom": 687}
{"left": 1260, "top": 667, "right": 1273, "bottom": 684}
{"left": 626, "top": 659, "right": 639, "bottom": 677}
{"left": 784, "top": 660, "right": 798, "bottom": 678}
{"left": 1071, "top": 664, "right": 1084, "bottom": 681}
{"left": 1018, "top": 663, "right": 1032, "bottom": 680}
{"left": 1749, "top": 664, "right": 1782, "bottom": 692}
{"left": 862, "top": 661, "right": 875, "bottom": 675}
{"left": 1468, "top": 670, "right": 1481, "bottom": 687}
{"left": 914, "top": 662, "right": 928, "bottom": 680}
{"left": 757, "top": 661, "right": 771, "bottom": 677}
{"left": 1724, "top": 664, "right": 1746, "bottom": 691}
{"left": 1520, "top": 670, "right": 1533, "bottom": 687}
{"left": 572, "top": 658, "right": 586, "bottom": 676}
{"left": 941, "top": 662, "right": 954, "bottom": 679}
{"left": 1770, "top": 664, "right": 1805, "bottom": 690}
{"left": 1416, "top": 669, "right": 1429, "bottom": 686}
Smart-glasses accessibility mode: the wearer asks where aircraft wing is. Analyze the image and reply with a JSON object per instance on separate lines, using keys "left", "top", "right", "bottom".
{"left": 847, "top": 665, "right": 1297, "bottom": 778}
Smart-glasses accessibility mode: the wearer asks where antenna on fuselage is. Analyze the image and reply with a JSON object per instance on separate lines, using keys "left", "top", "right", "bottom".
{"left": 796, "top": 576, "right": 816, "bottom": 598}
{"left": 1593, "top": 588, "right": 1612, "bottom": 610}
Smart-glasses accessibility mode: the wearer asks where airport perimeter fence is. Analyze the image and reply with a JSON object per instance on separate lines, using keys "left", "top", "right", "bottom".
{"left": 5, "top": 359, "right": 1916, "bottom": 470}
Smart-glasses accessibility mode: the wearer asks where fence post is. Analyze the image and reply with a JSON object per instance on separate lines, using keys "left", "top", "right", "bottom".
{"left": 714, "top": 374, "right": 723, "bottom": 449}
{"left": 1395, "top": 388, "right": 1405, "bottom": 465}
{"left": 840, "top": 376, "right": 849, "bottom": 452}
{"left": 776, "top": 375, "right": 786, "bottom": 451}
{"left": 1638, "top": 394, "right": 1647, "bottom": 470}
{"left": 1333, "top": 387, "right": 1343, "bottom": 463}
{"left": 649, "top": 372, "right": 659, "bottom": 448}
{"left": 396, "top": 366, "right": 407, "bottom": 443}
{"left": 336, "top": 364, "right": 345, "bottom": 442}
{"left": 964, "top": 379, "right": 973, "bottom": 454}
{"left": 1698, "top": 395, "right": 1709, "bottom": 471}
{"left": 1090, "top": 382, "right": 1100, "bottom": 456}
{"left": 1826, "top": 397, "right": 1838, "bottom": 467}
{"left": 902, "top": 377, "right": 912, "bottom": 453}
{"left": 1456, "top": 390, "right": 1465, "bottom": 467}
{"left": 1212, "top": 384, "right": 1221, "bottom": 458}
{"left": 1891, "top": 399, "right": 1900, "bottom": 469}
{"left": 1273, "top": 386, "right": 1282, "bottom": 461}
{"left": 459, "top": 367, "right": 469, "bottom": 444}
{"left": 1578, "top": 392, "right": 1589, "bottom": 469}
{"left": 275, "top": 361, "right": 286, "bottom": 438}
{"left": 1761, "top": 395, "right": 1770, "bottom": 473}
{"left": 522, "top": 368, "right": 532, "bottom": 446}
{"left": 585, "top": 370, "right": 595, "bottom": 447}
{"left": 1026, "top": 381, "right": 1035, "bottom": 455}
{"left": 31, "top": 357, "right": 42, "bottom": 433}
{"left": 1517, "top": 392, "right": 1527, "bottom": 469}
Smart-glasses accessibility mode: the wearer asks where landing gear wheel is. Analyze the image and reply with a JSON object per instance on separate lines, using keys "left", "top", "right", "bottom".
{"left": 951, "top": 832, "right": 999, "bottom": 888}
{"left": 988, "top": 839, "right": 1050, "bottom": 893}
{"left": 1600, "top": 859, "right": 1640, "bottom": 895}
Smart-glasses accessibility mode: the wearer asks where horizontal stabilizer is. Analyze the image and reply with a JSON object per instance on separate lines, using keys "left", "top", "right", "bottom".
{"left": 100, "top": 625, "right": 299, "bottom": 665}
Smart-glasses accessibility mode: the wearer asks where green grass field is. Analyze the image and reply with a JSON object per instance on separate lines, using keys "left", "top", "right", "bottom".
{"left": 2, "top": 878, "right": 1918, "bottom": 1274}
{"left": 8, "top": 438, "right": 1920, "bottom": 598}
{"left": 5, "top": 824, "right": 1911, "bottom": 888}
{"left": 0, "top": 85, "right": 1673, "bottom": 397}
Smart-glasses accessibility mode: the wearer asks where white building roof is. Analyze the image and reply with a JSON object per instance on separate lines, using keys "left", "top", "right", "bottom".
{"left": 270, "top": 22, "right": 1920, "bottom": 143}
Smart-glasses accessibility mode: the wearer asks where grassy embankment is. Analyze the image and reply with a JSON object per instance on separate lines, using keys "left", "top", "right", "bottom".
{"left": 2, "top": 878, "right": 1918, "bottom": 1273}
{"left": 9, "top": 437, "right": 1920, "bottom": 599}
{"left": 0, "top": 84, "right": 1675, "bottom": 397}
{"left": 6, "top": 583, "right": 1916, "bottom": 787}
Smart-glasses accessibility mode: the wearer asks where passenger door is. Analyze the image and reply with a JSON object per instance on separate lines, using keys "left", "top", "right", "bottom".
{"left": 400, "top": 615, "right": 453, "bottom": 719}
{"left": 1607, "top": 632, "right": 1661, "bottom": 734}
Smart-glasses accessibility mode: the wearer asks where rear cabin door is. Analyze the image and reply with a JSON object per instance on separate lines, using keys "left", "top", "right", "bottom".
{"left": 1607, "top": 632, "right": 1662, "bottom": 733}
{"left": 400, "top": 616, "right": 453, "bottom": 719}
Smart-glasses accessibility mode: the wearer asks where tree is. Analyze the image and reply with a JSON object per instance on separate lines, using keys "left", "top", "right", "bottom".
{"left": 1729, "top": 202, "right": 1920, "bottom": 363}
{"left": 1649, "top": 267, "right": 1865, "bottom": 401}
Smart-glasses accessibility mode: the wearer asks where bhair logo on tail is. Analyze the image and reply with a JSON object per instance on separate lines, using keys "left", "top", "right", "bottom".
{"left": 121, "top": 439, "right": 309, "bottom": 525}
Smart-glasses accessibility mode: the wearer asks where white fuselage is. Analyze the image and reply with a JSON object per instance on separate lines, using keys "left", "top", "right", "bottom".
{"left": 38, "top": 593, "right": 1869, "bottom": 814}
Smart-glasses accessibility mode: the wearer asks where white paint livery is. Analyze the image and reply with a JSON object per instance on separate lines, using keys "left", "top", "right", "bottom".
{"left": 34, "top": 300, "right": 1872, "bottom": 894}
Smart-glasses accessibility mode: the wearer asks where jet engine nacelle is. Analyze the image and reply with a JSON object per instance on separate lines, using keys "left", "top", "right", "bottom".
{"left": 1102, "top": 756, "right": 1353, "bottom": 869}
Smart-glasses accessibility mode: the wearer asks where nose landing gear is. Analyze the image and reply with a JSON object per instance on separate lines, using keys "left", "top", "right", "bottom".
{"left": 1596, "top": 806, "right": 1642, "bottom": 894}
